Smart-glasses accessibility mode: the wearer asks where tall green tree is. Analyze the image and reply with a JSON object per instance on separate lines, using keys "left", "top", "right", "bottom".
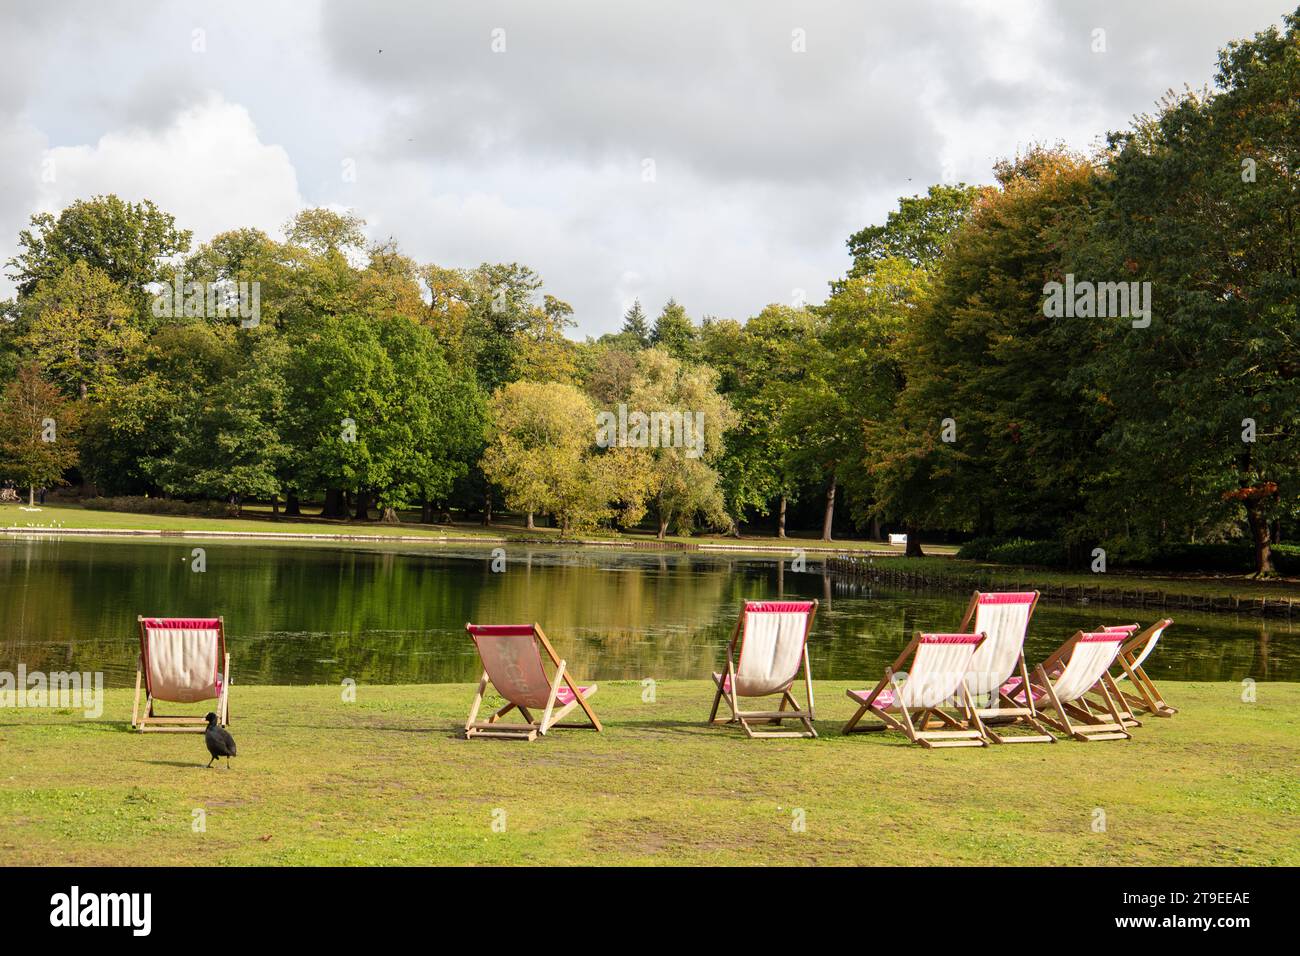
{"left": 620, "top": 299, "right": 650, "bottom": 347}
{"left": 1082, "top": 12, "right": 1300, "bottom": 574}
{"left": 649, "top": 298, "right": 697, "bottom": 360}
{"left": 16, "top": 262, "right": 143, "bottom": 399}
{"left": 5, "top": 195, "right": 191, "bottom": 319}
{"left": 871, "top": 152, "right": 1101, "bottom": 549}
{"left": 700, "top": 306, "right": 811, "bottom": 536}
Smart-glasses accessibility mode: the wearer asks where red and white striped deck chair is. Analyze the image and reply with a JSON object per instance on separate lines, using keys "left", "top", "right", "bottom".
{"left": 707, "top": 600, "right": 818, "bottom": 738}
{"left": 463, "top": 623, "right": 601, "bottom": 741}
{"left": 1089, "top": 620, "right": 1176, "bottom": 723}
{"left": 843, "top": 632, "right": 988, "bottom": 748}
{"left": 957, "top": 591, "right": 1053, "bottom": 743}
{"left": 132, "top": 617, "right": 230, "bottom": 732}
{"left": 1005, "top": 630, "right": 1133, "bottom": 741}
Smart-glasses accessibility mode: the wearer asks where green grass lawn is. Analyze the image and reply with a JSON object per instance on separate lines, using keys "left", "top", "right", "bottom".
{"left": 1, "top": 681, "right": 1295, "bottom": 866}
{"left": 0, "top": 501, "right": 934, "bottom": 553}
{"left": 867, "top": 555, "right": 1300, "bottom": 602}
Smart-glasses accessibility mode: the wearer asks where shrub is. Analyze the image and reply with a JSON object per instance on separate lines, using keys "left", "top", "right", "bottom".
{"left": 81, "top": 496, "right": 235, "bottom": 517}
{"left": 956, "top": 536, "right": 1000, "bottom": 561}
{"left": 985, "top": 538, "right": 1069, "bottom": 568}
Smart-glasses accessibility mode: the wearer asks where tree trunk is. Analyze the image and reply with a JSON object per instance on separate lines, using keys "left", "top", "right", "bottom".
{"left": 870, "top": 514, "right": 882, "bottom": 541}
{"left": 820, "top": 475, "right": 836, "bottom": 542}
{"left": 284, "top": 492, "right": 301, "bottom": 517}
{"left": 482, "top": 491, "right": 492, "bottom": 526}
{"left": 657, "top": 514, "right": 669, "bottom": 540}
{"left": 381, "top": 505, "right": 399, "bottom": 524}
{"left": 420, "top": 498, "right": 433, "bottom": 524}
{"left": 321, "top": 488, "right": 344, "bottom": 518}
{"left": 526, "top": 511, "right": 535, "bottom": 530}
{"left": 353, "top": 491, "right": 370, "bottom": 521}
{"left": 28, "top": 485, "right": 35, "bottom": 507}
{"left": 271, "top": 495, "right": 279, "bottom": 518}
{"left": 1247, "top": 502, "right": 1275, "bottom": 575}
{"left": 776, "top": 495, "right": 787, "bottom": 538}
{"left": 905, "top": 524, "right": 925, "bottom": 558}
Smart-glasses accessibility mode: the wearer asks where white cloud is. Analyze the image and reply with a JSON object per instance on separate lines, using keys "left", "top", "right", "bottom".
{"left": 34, "top": 95, "right": 302, "bottom": 248}
{"left": 1, "top": 0, "right": 1290, "bottom": 335}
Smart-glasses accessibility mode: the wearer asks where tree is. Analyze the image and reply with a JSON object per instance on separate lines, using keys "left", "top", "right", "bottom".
{"left": 870, "top": 152, "right": 1101, "bottom": 551}
{"left": 1081, "top": 12, "right": 1300, "bottom": 575}
{"left": 16, "top": 262, "right": 143, "bottom": 399}
{"left": 375, "top": 315, "right": 486, "bottom": 522}
{"left": 78, "top": 322, "right": 235, "bottom": 495}
{"left": 624, "top": 349, "right": 736, "bottom": 538}
{"left": 649, "top": 298, "right": 696, "bottom": 360}
{"left": 843, "top": 183, "right": 984, "bottom": 284}
{"left": 145, "top": 331, "right": 289, "bottom": 513}
{"left": 463, "top": 262, "right": 544, "bottom": 394}
{"left": 516, "top": 294, "right": 580, "bottom": 384}
{"left": 819, "top": 258, "right": 931, "bottom": 544}
{"left": 0, "top": 364, "right": 79, "bottom": 505}
{"left": 620, "top": 299, "right": 650, "bottom": 347}
{"left": 5, "top": 196, "right": 191, "bottom": 316}
{"left": 700, "top": 307, "right": 810, "bottom": 536}
{"left": 481, "top": 380, "right": 611, "bottom": 532}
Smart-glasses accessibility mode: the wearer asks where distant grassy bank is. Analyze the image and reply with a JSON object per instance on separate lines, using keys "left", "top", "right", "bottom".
{"left": 856, "top": 555, "right": 1300, "bottom": 604}
{"left": 0, "top": 681, "right": 1295, "bottom": 866}
{"left": 0, "top": 501, "right": 927, "bottom": 554}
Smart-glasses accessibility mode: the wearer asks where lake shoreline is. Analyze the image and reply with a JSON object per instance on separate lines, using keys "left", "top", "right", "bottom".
{"left": 0, "top": 523, "right": 892, "bottom": 555}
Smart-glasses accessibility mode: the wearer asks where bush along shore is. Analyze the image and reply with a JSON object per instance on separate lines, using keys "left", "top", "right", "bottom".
{"left": 827, "top": 556, "right": 1300, "bottom": 618}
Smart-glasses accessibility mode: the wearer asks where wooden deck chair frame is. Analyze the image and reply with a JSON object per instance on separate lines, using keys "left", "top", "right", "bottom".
{"left": 1088, "top": 620, "right": 1176, "bottom": 723}
{"left": 843, "top": 632, "right": 989, "bottom": 748}
{"left": 1020, "top": 631, "right": 1133, "bottom": 742}
{"left": 132, "top": 616, "right": 230, "bottom": 733}
{"left": 707, "top": 600, "right": 819, "bottom": 738}
{"left": 463, "top": 623, "right": 602, "bottom": 741}
{"left": 955, "top": 590, "right": 1053, "bottom": 744}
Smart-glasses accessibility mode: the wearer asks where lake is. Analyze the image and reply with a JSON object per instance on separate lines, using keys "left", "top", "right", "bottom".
{"left": 1, "top": 536, "right": 1294, "bottom": 687}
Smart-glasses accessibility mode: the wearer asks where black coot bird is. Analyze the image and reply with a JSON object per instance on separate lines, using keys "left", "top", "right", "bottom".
{"left": 204, "top": 712, "right": 236, "bottom": 769}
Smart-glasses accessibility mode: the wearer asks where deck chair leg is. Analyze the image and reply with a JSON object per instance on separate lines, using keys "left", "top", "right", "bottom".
{"left": 221, "top": 653, "right": 232, "bottom": 725}
{"left": 131, "top": 665, "right": 142, "bottom": 730}
{"left": 539, "top": 661, "right": 566, "bottom": 735}
{"left": 464, "top": 672, "right": 489, "bottom": 734}
{"left": 707, "top": 680, "right": 725, "bottom": 723}
{"left": 1034, "top": 666, "right": 1073, "bottom": 738}
{"left": 962, "top": 683, "right": 991, "bottom": 742}
{"left": 802, "top": 645, "right": 816, "bottom": 720}
{"left": 890, "top": 675, "right": 923, "bottom": 744}
{"left": 726, "top": 660, "right": 742, "bottom": 725}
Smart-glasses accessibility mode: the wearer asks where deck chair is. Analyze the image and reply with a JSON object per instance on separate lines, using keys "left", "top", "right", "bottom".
{"left": 842, "top": 632, "right": 988, "bottom": 748}
{"left": 1006, "top": 630, "right": 1133, "bottom": 742}
{"left": 1091, "top": 620, "right": 1176, "bottom": 722}
{"left": 707, "top": 600, "right": 818, "bottom": 738}
{"left": 463, "top": 623, "right": 601, "bottom": 741}
{"left": 132, "top": 617, "right": 230, "bottom": 732}
{"left": 956, "top": 591, "right": 1053, "bottom": 744}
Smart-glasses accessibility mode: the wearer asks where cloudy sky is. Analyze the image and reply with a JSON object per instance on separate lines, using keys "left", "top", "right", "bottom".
{"left": 0, "top": 1, "right": 1290, "bottom": 336}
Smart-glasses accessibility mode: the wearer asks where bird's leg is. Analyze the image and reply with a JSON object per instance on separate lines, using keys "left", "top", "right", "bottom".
{"left": 206, "top": 757, "right": 215, "bottom": 768}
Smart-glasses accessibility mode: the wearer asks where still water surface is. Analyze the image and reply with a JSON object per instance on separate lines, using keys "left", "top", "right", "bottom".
{"left": 1, "top": 537, "right": 1294, "bottom": 686}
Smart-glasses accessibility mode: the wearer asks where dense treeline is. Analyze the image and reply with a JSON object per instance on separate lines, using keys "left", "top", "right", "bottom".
{"left": 1, "top": 12, "right": 1296, "bottom": 573}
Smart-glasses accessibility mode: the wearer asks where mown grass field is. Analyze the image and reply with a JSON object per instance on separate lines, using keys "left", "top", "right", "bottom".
{"left": 1, "top": 681, "right": 1295, "bottom": 866}
{"left": 0, "top": 502, "right": 924, "bottom": 552}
